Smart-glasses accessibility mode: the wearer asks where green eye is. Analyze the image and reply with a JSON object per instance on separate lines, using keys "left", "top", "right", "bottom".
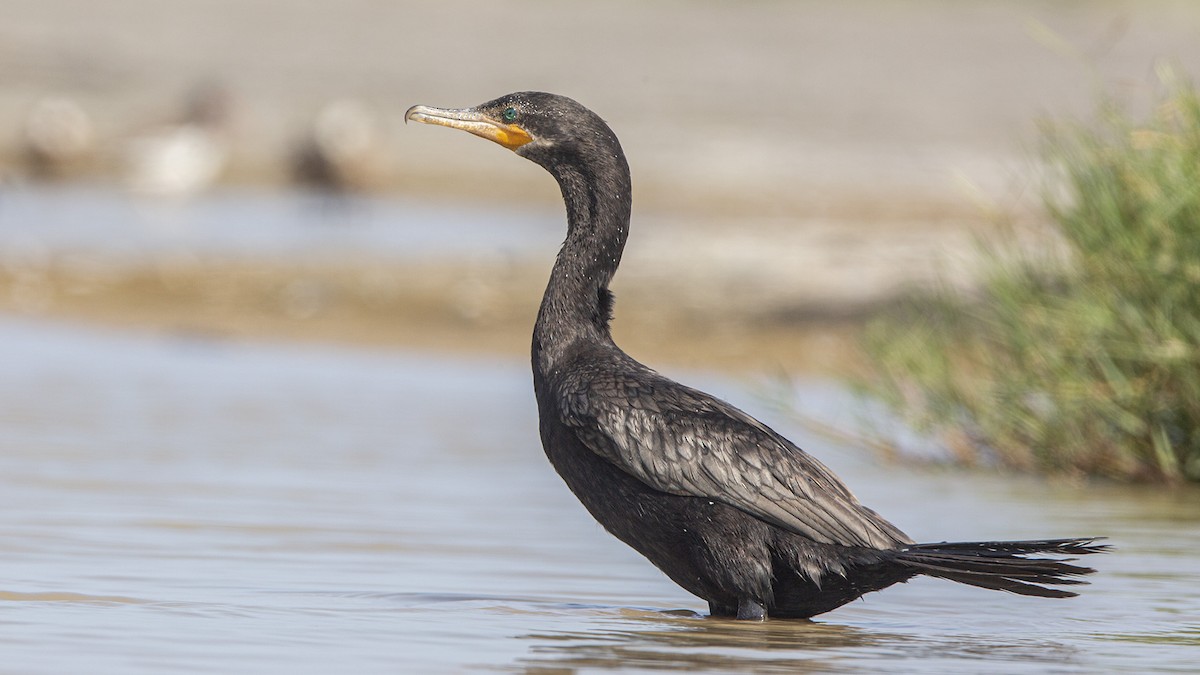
{"left": 502, "top": 107, "right": 518, "bottom": 122}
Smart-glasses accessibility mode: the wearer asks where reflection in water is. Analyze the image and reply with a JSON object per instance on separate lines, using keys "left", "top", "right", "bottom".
{"left": 520, "top": 615, "right": 886, "bottom": 673}
{"left": 515, "top": 609, "right": 1089, "bottom": 674}
{"left": 0, "top": 317, "right": 1198, "bottom": 673}
{"left": 0, "top": 590, "right": 149, "bottom": 605}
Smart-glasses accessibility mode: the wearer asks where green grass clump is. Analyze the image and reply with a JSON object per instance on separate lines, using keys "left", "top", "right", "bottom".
{"left": 861, "top": 84, "right": 1200, "bottom": 483}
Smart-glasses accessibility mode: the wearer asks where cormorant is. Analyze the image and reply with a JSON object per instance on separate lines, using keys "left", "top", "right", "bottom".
{"left": 405, "top": 92, "right": 1106, "bottom": 620}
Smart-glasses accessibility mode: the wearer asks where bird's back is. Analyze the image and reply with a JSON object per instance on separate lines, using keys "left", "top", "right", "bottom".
{"left": 535, "top": 342, "right": 912, "bottom": 551}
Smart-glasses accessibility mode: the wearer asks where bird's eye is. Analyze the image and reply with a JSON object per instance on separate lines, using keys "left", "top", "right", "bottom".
{"left": 502, "top": 107, "right": 518, "bottom": 122}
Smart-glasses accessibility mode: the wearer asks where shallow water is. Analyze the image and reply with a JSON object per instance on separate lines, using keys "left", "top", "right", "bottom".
{"left": 0, "top": 183, "right": 559, "bottom": 260}
{"left": 1, "top": 317, "right": 1197, "bottom": 673}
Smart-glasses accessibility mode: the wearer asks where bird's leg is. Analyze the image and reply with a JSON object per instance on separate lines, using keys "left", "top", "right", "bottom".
{"left": 736, "top": 597, "right": 767, "bottom": 621}
{"left": 708, "top": 601, "right": 732, "bottom": 617}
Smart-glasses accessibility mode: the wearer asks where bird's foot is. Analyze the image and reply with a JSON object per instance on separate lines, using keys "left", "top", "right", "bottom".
{"left": 736, "top": 598, "right": 766, "bottom": 621}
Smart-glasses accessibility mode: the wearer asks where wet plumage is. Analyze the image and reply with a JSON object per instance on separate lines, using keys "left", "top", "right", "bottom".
{"left": 406, "top": 92, "right": 1106, "bottom": 620}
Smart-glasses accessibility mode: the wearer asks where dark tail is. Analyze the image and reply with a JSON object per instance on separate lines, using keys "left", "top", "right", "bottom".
{"left": 896, "top": 537, "right": 1109, "bottom": 598}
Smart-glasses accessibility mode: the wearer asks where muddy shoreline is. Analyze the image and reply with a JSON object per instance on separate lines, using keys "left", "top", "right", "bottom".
{"left": 0, "top": 251, "right": 871, "bottom": 374}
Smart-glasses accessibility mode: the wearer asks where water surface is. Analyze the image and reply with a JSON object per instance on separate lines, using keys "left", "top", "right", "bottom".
{"left": 1, "top": 317, "right": 1196, "bottom": 673}
{"left": 0, "top": 183, "right": 558, "bottom": 259}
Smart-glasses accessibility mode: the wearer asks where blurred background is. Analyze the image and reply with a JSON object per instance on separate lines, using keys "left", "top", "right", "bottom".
{"left": 2, "top": 0, "right": 1198, "bottom": 371}
{"left": 2, "top": 2, "right": 1200, "bottom": 673}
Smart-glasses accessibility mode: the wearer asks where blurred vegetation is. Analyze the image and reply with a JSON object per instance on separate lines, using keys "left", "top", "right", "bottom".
{"left": 860, "top": 80, "right": 1200, "bottom": 483}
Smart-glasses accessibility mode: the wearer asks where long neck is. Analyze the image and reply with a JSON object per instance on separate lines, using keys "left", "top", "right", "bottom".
{"left": 533, "top": 150, "right": 632, "bottom": 373}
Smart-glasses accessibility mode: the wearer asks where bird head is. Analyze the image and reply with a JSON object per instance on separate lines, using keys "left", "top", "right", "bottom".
{"left": 405, "top": 92, "right": 620, "bottom": 169}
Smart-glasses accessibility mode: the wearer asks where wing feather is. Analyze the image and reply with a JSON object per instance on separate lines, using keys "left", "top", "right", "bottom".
{"left": 559, "top": 365, "right": 911, "bottom": 549}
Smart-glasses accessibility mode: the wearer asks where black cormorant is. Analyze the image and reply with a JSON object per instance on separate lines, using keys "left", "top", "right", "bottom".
{"left": 405, "top": 92, "right": 1106, "bottom": 620}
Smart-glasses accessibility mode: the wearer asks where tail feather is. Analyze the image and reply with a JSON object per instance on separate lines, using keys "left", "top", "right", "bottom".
{"left": 896, "top": 537, "right": 1109, "bottom": 598}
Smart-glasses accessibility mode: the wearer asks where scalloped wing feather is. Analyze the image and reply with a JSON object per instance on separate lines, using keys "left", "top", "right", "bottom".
{"left": 560, "top": 368, "right": 912, "bottom": 550}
